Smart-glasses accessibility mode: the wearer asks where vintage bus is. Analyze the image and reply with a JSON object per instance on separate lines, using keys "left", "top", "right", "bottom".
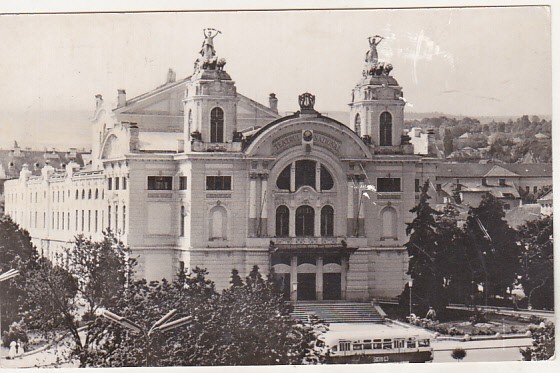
{"left": 321, "top": 322, "right": 434, "bottom": 364}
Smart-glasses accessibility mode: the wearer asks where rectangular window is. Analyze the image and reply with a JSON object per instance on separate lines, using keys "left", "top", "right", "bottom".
{"left": 147, "top": 176, "right": 173, "bottom": 190}
{"left": 115, "top": 206, "right": 119, "bottom": 232}
{"left": 122, "top": 206, "right": 126, "bottom": 233}
{"left": 123, "top": 177, "right": 127, "bottom": 190}
{"left": 206, "top": 176, "right": 232, "bottom": 190}
{"left": 525, "top": 186, "right": 530, "bottom": 193}
{"left": 81, "top": 210, "right": 85, "bottom": 231}
{"left": 88, "top": 210, "right": 91, "bottom": 232}
{"left": 108, "top": 206, "right": 111, "bottom": 229}
{"left": 95, "top": 210, "right": 98, "bottom": 232}
{"left": 499, "top": 178, "right": 506, "bottom": 186}
{"left": 534, "top": 186, "right": 538, "bottom": 194}
{"left": 377, "top": 178, "right": 401, "bottom": 192}
{"left": 107, "top": 178, "right": 112, "bottom": 190}
{"left": 415, "top": 179, "right": 420, "bottom": 192}
{"left": 61, "top": 212, "right": 64, "bottom": 230}
{"left": 67, "top": 212, "right": 70, "bottom": 230}
{"left": 115, "top": 177, "right": 120, "bottom": 190}
{"left": 75, "top": 210, "right": 78, "bottom": 230}
{"left": 179, "top": 176, "right": 188, "bottom": 190}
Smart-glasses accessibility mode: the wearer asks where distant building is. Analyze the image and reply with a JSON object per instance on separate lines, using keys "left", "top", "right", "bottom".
{"left": 537, "top": 189, "right": 553, "bottom": 216}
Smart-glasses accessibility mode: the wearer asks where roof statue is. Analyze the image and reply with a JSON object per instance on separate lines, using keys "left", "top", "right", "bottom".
{"left": 363, "top": 35, "right": 393, "bottom": 77}
{"left": 195, "top": 28, "right": 226, "bottom": 72}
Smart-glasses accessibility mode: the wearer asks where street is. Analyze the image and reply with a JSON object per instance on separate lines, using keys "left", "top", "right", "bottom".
{"left": 432, "top": 337, "right": 532, "bottom": 362}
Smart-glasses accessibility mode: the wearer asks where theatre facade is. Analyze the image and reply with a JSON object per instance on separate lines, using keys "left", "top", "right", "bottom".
{"left": 4, "top": 32, "right": 438, "bottom": 302}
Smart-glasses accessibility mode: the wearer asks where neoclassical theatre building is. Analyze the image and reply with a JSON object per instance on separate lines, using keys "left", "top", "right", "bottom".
{"left": 5, "top": 32, "right": 438, "bottom": 301}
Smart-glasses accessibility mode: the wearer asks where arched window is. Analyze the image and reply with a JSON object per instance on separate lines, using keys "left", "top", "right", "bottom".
{"left": 296, "top": 205, "right": 315, "bottom": 237}
{"left": 75, "top": 190, "right": 79, "bottom": 200}
{"left": 354, "top": 113, "right": 362, "bottom": 136}
{"left": 209, "top": 206, "right": 227, "bottom": 240}
{"left": 276, "top": 165, "right": 291, "bottom": 190}
{"left": 295, "top": 160, "right": 316, "bottom": 190}
{"left": 81, "top": 189, "right": 85, "bottom": 199}
{"left": 380, "top": 111, "right": 392, "bottom": 146}
{"left": 88, "top": 189, "right": 92, "bottom": 199}
{"left": 381, "top": 207, "right": 398, "bottom": 239}
{"left": 180, "top": 206, "right": 186, "bottom": 237}
{"left": 321, "top": 205, "right": 334, "bottom": 237}
{"left": 320, "top": 165, "right": 334, "bottom": 191}
{"left": 95, "top": 189, "right": 99, "bottom": 199}
{"left": 210, "top": 107, "right": 224, "bottom": 143}
{"left": 276, "top": 205, "right": 290, "bottom": 237}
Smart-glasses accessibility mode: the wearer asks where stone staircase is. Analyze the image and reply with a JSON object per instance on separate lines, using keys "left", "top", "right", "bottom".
{"left": 290, "top": 301, "right": 384, "bottom": 323}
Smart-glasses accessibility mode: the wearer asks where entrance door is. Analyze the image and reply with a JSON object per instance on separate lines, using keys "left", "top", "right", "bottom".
{"left": 272, "top": 273, "right": 291, "bottom": 301}
{"left": 297, "top": 273, "right": 316, "bottom": 301}
{"left": 323, "top": 273, "right": 342, "bottom": 300}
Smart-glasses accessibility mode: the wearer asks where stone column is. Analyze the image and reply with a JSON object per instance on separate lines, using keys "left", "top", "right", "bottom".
{"left": 315, "top": 162, "right": 321, "bottom": 192}
{"left": 347, "top": 176, "right": 355, "bottom": 236}
{"left": 289, "top": 205, "right": 296, "bottom": 237}
{"left": 290, "top": 162, "right": 296, "bottom": 192}
{"left": 358, "top": 177, "right": 366, "bottom": 236}
{"left": 248, "top": 174, "right": 258, "bottom": 237}
{"left": 290, "top": 255, "right": 298, "bottom": 301}
{"left": 259, "top": 174, "right": 268, "bottom": 236}
{"left": 341, "top": 255, "right": 348, "bottom": 300}
{"left": 314, "top": 206, "right": 321, "bottom": 237}
{"left": 316, "top": 256, "right": 324, "bottom": 301}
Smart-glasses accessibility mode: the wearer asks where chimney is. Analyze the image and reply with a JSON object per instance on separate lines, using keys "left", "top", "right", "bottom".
{"left": 68, "top": 147, "right": 77, "bottom": 159}
{"left": 167, "top": 68, "right": 176, "bottom": 83}
{"left": 427, "top": 127, "right": 437, "bottom": 156}
{"left": 95, "top": 94, "right": 103, "bottom": 109}
{"left": 268, "top": 93, "right": 278, "bottom": 113}
{"left": 177, "top": 139, "right": 185, "bottom": 153}
{"left": 129, "top": 123, "right": 139, "bottom": 152}
{"left": 117, "top": 89, "right": 127, "bottom": 108}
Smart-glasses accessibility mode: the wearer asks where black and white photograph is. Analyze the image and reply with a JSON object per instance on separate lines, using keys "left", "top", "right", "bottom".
{"left": 0, "top": 1, "right": 555, "bottom": 369}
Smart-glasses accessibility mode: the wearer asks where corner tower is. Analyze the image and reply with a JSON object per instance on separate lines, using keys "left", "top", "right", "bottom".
{"left": 349, "top": 36, "right": 406, "bottom": 150}
{"left": 184, "top": 29, "right": 240, "bottom": 152}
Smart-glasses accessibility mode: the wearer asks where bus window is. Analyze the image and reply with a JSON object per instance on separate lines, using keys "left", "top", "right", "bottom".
{"left": 353, "top": 343, "right": 363, "bottom": 351}
{"left": 406, "top": 338, "right": 416, "bottom": 348}
{"left": 363, "top": 340, "right": 372, "bottom": 350}
{"left": 418, "top": 339, "right": 430, "bottom": 347}
{"left": 382, "top": 339, "right": 392, "bottom": 349}
{"left": 340, "top": 341, "right": 351, "bottom": 351}
{"left": 394, "top": 339, "right": 405, "bottom": 349}
{"left": 373, "top": 339, "right": 382, "bottom": 349}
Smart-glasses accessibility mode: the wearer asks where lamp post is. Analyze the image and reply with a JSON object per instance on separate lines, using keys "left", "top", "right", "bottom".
{"left": 408, "top": 279, "right": 413, "bottom": 317}
{"left": 0, "top": 269, "right": 20, "bottom": 357}
{"left": 101, "top": 309, "right": 192, "bottom": 367}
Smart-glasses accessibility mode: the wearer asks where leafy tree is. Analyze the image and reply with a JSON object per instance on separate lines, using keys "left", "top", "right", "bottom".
{"left": 20, "top": 231, "right": 133, "bottom": 366}
{"left": 521, "top": 322, "right": 555, "bottom": 360}
{"left": 462, "top": 194, "right": 521, "bottom": 301}
{"left": 402, "top": 180, "right": 448, "bottom": 315}
{"left": 82, "top": 267, "right": 327, "bottom": 367}
{"left": 0, "top": 215, "right": 39, "bottom": 334}
{"left": 518, "top": 216, "right": 553, "bottom": 309}
{"left": 451, "top": 347, "right": 466, "bottom": 361}
{"left": 229, "top": 269, "right": 243, "bottom": 287}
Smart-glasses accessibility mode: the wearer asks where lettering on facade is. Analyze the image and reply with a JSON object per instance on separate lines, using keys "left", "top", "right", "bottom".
{"left": 271, "top": 131, "right": 342, "bottom": 154}
{"left": 206, "top": 193, "right": 232, "bottom": 199}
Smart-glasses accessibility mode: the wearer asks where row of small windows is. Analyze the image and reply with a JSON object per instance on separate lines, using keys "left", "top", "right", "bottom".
{"left": 354, "top": 111, "right": 393, "bottom": 146}
{"left": 5, "top": 188, "right": 105, "bottom": 204}
{"left": 7, "top": 207, "right": 125, "bottom": 235}
{"left": 276, "top": 160, "right": 334, "bottom": 191}
{"left": 147, "top": 176, "right": 189, "bottom": 191}
{"left": 107, "top": 177, "right": 127, "bottom": 191}
{"left": 146, "top": 176, "right": 230, "bottom": 191}
{"left": 75, "top": 188, "right": 105, "bottom": 200}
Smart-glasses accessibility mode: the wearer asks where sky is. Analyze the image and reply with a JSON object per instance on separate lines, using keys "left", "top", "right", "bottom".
{"left": 0, "top": 5, "right": 553, "bottom": 149}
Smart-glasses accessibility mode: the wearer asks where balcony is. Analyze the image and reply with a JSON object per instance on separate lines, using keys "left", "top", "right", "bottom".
{"left": 269, "top": 236, "right": 358, "bottom": 255}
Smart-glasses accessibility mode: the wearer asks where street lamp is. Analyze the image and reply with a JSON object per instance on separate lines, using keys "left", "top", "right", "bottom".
{"left": 101, "top": 309, "right": 192, "bottom": 366}
{"left": 0, "top": 269, "right": 20, "bottom": 356}
{"left": 408, "top": 279, "right": 413, "bottom": 317}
